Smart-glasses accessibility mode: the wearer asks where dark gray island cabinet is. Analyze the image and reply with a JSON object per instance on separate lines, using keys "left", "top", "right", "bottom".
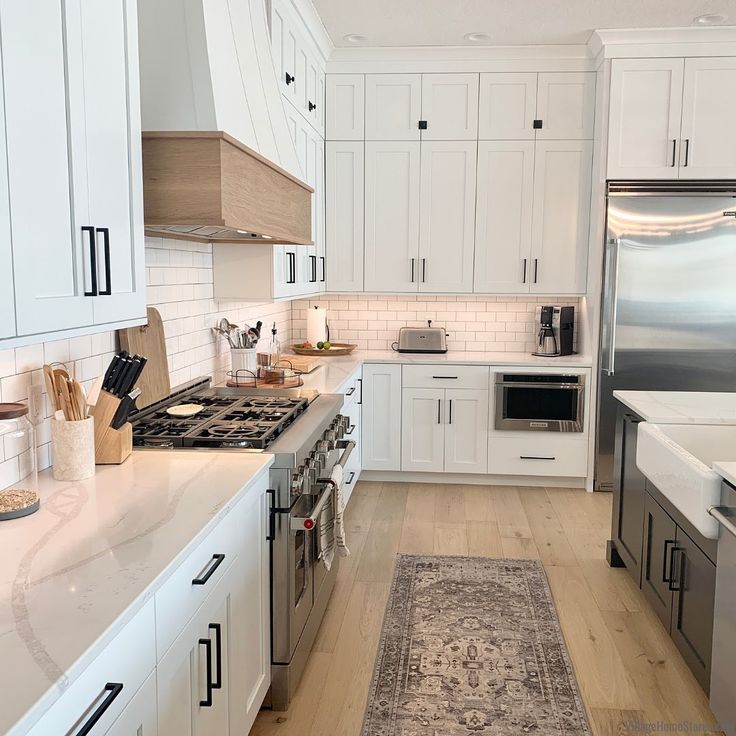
{"left": 607, "top": 404, "right": 717, "bottom": 693}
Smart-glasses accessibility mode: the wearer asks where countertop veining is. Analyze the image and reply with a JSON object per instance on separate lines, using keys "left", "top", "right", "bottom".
{"left": 613, "top": 390, "right": 736, "bottom": 425}
{"left": 0, "top": 450, "right": 273, "bottom": 736}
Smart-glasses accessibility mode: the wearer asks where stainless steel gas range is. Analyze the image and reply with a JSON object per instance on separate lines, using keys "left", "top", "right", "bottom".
{"left": 130, "top": 378, "right": 353, "bottom": 710}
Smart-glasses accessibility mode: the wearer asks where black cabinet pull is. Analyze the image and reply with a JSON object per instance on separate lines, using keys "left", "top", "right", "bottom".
{"left": 520, "top": 455, "right": 555, "bottom": 460}
{"left": 432, "top": 375, "right": 458, "bottom": 379}
{"left": 309, "top": 254, "right": 317, "bottom": 283}
{"left": 448, "top": 399, "right": 453, "bottom": 425}
{"left": 522, "top": 258, "right": 527, "bottom": 284}
{"left": 346, "top": 471, "right": 356, "bottom": 485}
{"left": 209, "top": 623, "right": 222, "bottom": 689}
{"left": 346, "top": 387, "right": 355, "bottom": 396}
{"left": 533, "top": 258, "right": 539, "bottom": 284}
{"left": 192, "top": 553, "right": 225, "bottom": 585}
{"left": 285, "top": 72, "right": 295, "bottom": 86}
{"left": 662, "top": 539, "right": 677, "bottom": 583}
{"left": 670, "top": 139, "right": 677, "bottom": 167}
{"left": 357, "top": 378, "right": 362, "bottom": 405}
{"left": 320, "top": 256, "right": 325, "bottom": 282}
{"left": 683, "top": 138, "right": 690, "bottom": 167}
{"left": 421, "top": 257, "right": 426, "bottom": 283}
{"left": 286, "top": 251, "right": 296, "bottom": 284}
{"left": 533, "top": 119, "right": 543, "bottom": 129}
{"left": 75, "top": 683, "right": 124, "bottom": 736}
{"left": 410, "top": 258, "right": 415, "bottom": 283}
{"left": 199, "top": 637, "right": 214, "bottom": 707}
{"left": 83, "top": 226, "right": 98, "bottom": 297}
{"left": 437, "top": 399, "right": 441, "bottom": 424}
{"left": 308, "top": 101, "right": 317, "bottom": 112}
{"left": 96, "top": 227, "right": 112, "bottom": 296}
{"left": 668, "top": 547, "right": 685, "bottom": 592}
{"left": 346, "top": 423, "right": 356, "bottom": 435}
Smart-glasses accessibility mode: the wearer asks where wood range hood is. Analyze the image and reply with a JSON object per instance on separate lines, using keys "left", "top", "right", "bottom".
{"left": 142, "top": 131, "right": 313, "bottom": 245}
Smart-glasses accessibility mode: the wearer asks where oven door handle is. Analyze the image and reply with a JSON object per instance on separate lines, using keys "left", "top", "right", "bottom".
{"left": 335, "top": 439, "right": 356, "bottom": 469}
{"left": 291, "top": 483, "right": 334, "bottom": 532}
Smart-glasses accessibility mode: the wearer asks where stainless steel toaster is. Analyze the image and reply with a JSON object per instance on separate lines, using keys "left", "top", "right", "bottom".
{"left": 396, "top": 321, "right": 448, "bottom": 354}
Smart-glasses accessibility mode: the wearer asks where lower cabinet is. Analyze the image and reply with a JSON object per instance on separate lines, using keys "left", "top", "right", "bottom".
{"left": 361, "top": 363, "right": 402, "bottom": 471}
{"left": 341, "top": 368, "right": 363, "bottom": 505}
{"left": 641, "top": 490, "right": 716, "bottom": 693}
{"left": 401, "top": 387, "right": 488, "bottom": 474}
{"left": 106, "top": 672, "right": 158, "bottom": 736}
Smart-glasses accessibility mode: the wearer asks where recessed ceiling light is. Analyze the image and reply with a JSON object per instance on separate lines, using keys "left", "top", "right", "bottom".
{"left": 464, "top": 32, "right": 491, "bottom": 42}
{"left": 343, "top": 33, "right": 367, "bottom": 43}
{"left": 693, "top": 13, "right": 727, "bottom": 25}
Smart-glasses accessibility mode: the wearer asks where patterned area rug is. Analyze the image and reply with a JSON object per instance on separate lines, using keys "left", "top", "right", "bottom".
{"left": 362, "top": 555, "right": 591, "bottom": 735}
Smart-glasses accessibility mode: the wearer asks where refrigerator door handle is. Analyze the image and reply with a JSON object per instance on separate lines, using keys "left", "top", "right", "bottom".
{"left": 602, "top": 237, "right": 621, "bottom": 376}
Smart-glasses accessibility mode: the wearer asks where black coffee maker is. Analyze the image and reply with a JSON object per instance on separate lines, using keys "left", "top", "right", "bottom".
{"left": 532, "top": 306, "right": 574, "bottom": 357}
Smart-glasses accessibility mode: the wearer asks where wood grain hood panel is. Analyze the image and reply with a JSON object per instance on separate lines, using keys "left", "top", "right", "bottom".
{"left": 142, "top": 131, "right": 313, "bottom": 245}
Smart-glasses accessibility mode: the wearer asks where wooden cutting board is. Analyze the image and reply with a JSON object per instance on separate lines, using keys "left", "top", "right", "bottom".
{"left": 118, "top": 307, "right": 170, "bottom": 408}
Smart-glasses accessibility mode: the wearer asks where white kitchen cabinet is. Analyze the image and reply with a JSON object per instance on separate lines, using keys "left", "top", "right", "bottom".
{"left": 474, "top": 141, "right": 535, "bottom": 294}
{"left": 106, "top": 672, "right": 158, "bottom": 736}
{"left": 530, "top": 140, "right": 592, "bottom": 295}
{"left": 401, "top": 388, "right": 446, "bottom": 472}
{"left": 607, "top": 58, "right": 685, "bottom": 179}
{"left": 478, "top": 72, "right": 537, "bottom": 140}
{"left": 270, "top": 0, "right": 298, "bottom": 102}
{"left": 157, "top": 563, "right": 235, "bottom": 736}
{"left": 535, "top": 73, "right": 595, "bottom": 140}
{"left": 0, "top": 0, "right": 145, "bottom": 342}
{"left": 418, "top": 141, "right": 476, "bottom": 293}
{"left": 326, "top": 74, "right": 365, "bottom": 140}
{"left": 444, "top": 389, "right": 489, "bottom": 474}
{"left": 0, "top": 42, "right": 14, "bottom": 339}
{"left": 365, "top": 74, "right": 422, "bottom": 140}
{"left": 488, "top": 435, "right": 588, "bottom": 477}
{"left": 364, "top": 141, "right": 421, "bottom": 292}
{"left": 680, "top": 57, "right": 736, "bottom": 179}
{"left": 326, "top": 142, "right": 364, "bottom": 292}
{"left": 420, "top": 73, "right": 479, "bottom": 140}
{"left": 362, "top": 364, "right": 402, "bottom": 471}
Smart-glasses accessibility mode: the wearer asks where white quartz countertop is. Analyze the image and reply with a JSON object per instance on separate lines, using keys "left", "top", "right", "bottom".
{"left": 0, "top": 450, "right": 273, "bottom": 736}
{"left": 713, "top": 462, "right": 736, "bottom": 488}
{"left": 614, "top": 390, "right": 736, "bottom": 425}
{"left": 291, "top": 350, "right": 593, "bottom": 395}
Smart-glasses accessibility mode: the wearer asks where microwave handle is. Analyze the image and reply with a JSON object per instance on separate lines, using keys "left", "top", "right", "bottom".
{"left": 602, "top": 237, "right": 621, "bottom": 377}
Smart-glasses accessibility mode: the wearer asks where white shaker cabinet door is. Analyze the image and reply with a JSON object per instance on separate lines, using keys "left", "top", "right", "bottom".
{"left": 680, "top": 57, "right": 736, "bottom": 179}
{"left": 607, "top": 58, "right": 685, "bottom": 179}
{"left": 364, "top": 141, "right": 420, "bottom": 292}
{"left": 270, "top": 0, "right": 298, "bottom": 100}
{"left": 326, "top": 74, "right": 365, "bottom": 140}
{"left": 0, "top": 0, "right": 94, "bottom": 336}
{"left": 0, "top": 41, "right": 15, "bottom": 339}
{"left": 530, "top": 140, "right": 592, "bottom": 295}
{"left": 362, "top": 364, "right": 402, "bottom": 471}
{"left": 478, "top": 72, "right": 537, "bottom": 140}
{"left": 474, "top": 141, "right": 534, "bottom": 294}
{"left": 401, "top": 388, "right": 445, "bottom": 473}
{"left": 418, "top": 141, "right": 476, "bottom": 293}
{"left": 536, "top": 72, "right": 595, "bottom": 140}
{"left": 420, "top": 73, "right": 479, "bottom": 140}
{"left": 326, "top": 142, "right": 364, "bottom": 292}
{"left": 365, "top": 74, "right": 421, "bottom": 140}
{"left": 444, "top": 389, "right": 489, "bottom": 474}
{"left": 73, "top": 0, "right": 145, "bottom": 325}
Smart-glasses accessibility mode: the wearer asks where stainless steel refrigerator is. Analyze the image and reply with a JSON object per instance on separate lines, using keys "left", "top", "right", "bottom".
{"left": 595, "top": 182, "right": 736, "bottom": 490}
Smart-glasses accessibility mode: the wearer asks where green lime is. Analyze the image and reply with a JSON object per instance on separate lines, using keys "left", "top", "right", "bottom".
{"left": 323, "top": 341, "right": 331, "bottom": 350}
{"left": 316, "top": 341, "right": 324, "bottom": 349}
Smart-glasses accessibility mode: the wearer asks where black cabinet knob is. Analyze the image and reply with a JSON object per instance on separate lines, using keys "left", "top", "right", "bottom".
{"left": 285, "top": 72, "right": 295, "bottom": 85}
{"left": 308, "top": 101, "right": 317, "bottom": 112}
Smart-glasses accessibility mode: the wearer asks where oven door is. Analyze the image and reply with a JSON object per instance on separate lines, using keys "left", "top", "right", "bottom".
{"left": 495, "top": 374, "right": 585, "bottom": 432}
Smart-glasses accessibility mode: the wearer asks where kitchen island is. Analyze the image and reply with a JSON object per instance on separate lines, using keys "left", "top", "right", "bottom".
{"left": 0, "top": 450, "right": 273, "bottom": 736}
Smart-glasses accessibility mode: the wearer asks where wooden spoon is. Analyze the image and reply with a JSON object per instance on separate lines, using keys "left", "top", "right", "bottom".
{"left": 54, "top": 370, "right": 74, "bottom": 420}
{"left": 71, "top": 380, "right": 87, "bottom": 420}
{"left": 43, "top": 365, "right": 58, "bottom": 412}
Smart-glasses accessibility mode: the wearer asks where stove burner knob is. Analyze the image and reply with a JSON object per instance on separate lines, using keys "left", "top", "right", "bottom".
{"left": 291, "top": 469, "right": 305, "bottom": 495}
{"left": 317, "top": 439, "right": 330, "bottom": 454}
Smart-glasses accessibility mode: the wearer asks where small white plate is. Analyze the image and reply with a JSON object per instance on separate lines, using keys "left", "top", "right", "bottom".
{"left": 166, "top": 403, "right": 204, "bottom": 418}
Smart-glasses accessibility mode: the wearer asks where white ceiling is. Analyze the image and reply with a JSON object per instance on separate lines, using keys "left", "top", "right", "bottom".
{"left": 312, "top": 0, "right": 734, "bottom": 47}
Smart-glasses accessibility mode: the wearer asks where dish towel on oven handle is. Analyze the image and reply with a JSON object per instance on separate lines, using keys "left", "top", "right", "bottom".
{"left": 318, "top": 463, "right": 350, "bottom": 571}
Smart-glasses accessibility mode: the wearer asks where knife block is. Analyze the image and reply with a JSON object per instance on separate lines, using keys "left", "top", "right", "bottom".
{"left": 90, "top": 390, "right": 133, "bottom": 465}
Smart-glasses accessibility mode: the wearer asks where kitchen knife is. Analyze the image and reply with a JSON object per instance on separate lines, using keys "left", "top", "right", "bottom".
{"left": 114, "top": 354, "right": 140, "bottom": 398}
{"left": 111, "top": 387, "right": 142, "bottom": 430}
{"left": 124, "top": 356, "right": 147, "bottom": 396}
{"left": 102, "top": 351, "right": 127, "bottom": 393}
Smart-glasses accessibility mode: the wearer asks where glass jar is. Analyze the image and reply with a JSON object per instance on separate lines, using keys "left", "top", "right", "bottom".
{"left": 0, "top": 402, "right": 39, "bottom": 521}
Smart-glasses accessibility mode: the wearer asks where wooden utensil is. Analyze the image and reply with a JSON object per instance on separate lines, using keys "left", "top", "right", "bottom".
{"left": 71, "top": 380, "right": 87, "bottom": 419}
{"left": 118, "top": 307, "right": 170, "bottom": 409}
{"left": 43, "top": 365, "right": 58, "bottom": 412}
{"left": 55, "top": 371, "right": 74, "bottom": 420}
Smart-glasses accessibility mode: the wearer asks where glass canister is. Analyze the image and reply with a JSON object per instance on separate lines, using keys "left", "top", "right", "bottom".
{"left": 0, "top": 402, "right": 39, "bottom": 521}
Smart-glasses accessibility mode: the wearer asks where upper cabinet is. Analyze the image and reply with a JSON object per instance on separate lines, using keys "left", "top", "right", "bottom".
{"left": 326, "top": 74, "right": 365, "bottom": 140}
{"left": 420, "top": 74, "right": 479, "bottom": 140}
{"left": 479, "top": 72, "right": 595, "bottom": 140}
{"left": 365, "top": 74, "right": 422, "bottom": 140}
{"left": 607, "top": 56, "right": 736, "bottom": 180}
{"left": 0, "top": 0, "right": 145, "bottom": 344}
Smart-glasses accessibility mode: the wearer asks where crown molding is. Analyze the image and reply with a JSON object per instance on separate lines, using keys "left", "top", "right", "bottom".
{"left": 288, "top": 0, "right": 334, "bottom": 61}
{"left": 589, "top": 26, "right": 736, "bottom": 58}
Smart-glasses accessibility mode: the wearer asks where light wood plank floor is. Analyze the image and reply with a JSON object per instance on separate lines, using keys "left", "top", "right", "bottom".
{"left": 251, "top": 482, "right": 721, "bottom": 736}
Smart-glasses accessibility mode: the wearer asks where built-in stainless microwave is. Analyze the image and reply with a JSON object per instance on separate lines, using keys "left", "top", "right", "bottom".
{"left": 495, "top": 373, "right": 585, "bottom": 432}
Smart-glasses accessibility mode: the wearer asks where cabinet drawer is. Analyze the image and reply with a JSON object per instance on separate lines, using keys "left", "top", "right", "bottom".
{"left": 342, "top": 371, "right": 362, "bottom": 408}
{"left": 26, "top": 599, "right": 155, "bottom": 736}
{"left": 489, "top": 436, "right": 588, "bottom": 477}
{"left": 402, "top": 364, "right": 489, "bottom": 390}
{"left": 155, "top": 504, "right": 240, "bottom": 659}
